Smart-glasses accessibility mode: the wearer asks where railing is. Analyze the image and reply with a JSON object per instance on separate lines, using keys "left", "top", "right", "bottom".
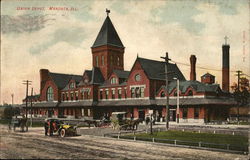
{"left": 104, "top": 130, "right": 248, "bottom": 154}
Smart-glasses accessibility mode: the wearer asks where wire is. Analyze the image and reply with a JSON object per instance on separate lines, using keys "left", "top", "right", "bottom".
{"left": 170, "top": 60, "right": 239, "bottom": 73}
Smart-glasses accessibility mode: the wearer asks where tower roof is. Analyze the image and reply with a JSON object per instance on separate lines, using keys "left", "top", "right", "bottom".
{"left": 92, "top": 16, "right": 124, "bottom": 48}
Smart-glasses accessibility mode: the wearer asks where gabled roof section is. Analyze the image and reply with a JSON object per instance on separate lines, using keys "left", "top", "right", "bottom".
{"left": 49, "top": 72, "right": 82, "bottom": 90}
{"left": 168, "top": 80, "right": 220, "bottom": 94}
{"left": 137, "top": 57, "right": 186, "bottom": 81}
{"left": 201, "top": 72, "right": 215, "bottom": 78}
{"left": 90, "top": 67, "right": 105, "bottom": 84}
{"left": 92, "top": 16, "right": 124, "bottom": 48}
{"left": 113, "top": 70, "right": 130, "bottom": 79}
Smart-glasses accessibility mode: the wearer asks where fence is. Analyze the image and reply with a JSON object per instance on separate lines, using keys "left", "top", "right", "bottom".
{"left": 104, "top": 129, "right": 248, "bottom": 154}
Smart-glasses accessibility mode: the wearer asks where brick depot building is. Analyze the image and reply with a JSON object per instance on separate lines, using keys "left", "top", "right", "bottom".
{"left": 23, "top": 12, "right": 235, "bottom": 123}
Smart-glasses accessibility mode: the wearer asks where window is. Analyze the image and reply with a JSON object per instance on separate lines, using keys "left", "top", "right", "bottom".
{"left": 100, "top": 91, "right": 103, "bottom": 100}
{"left": 118, "top": 89, "right": 122, "bottom": 99}
{"left": 124, "top": 88, "right": 127, "bottom": 99}
{"left": 75, "top": 92, "right": 78, "bottom": 101}
{"left": 117, "top": 56, "right": 120, "bottom": 66}
{"left": 174, "top": 91, "right": 177, "bottom": 96}
{"left": 160, "top": 91, "right": 165, "bottom": 97}
{"left": 194, "top": 108, "right": 199, "bottom": 119}
{"left": 131, "top": 88, "right": 135, "bottom": 98}
{"left": 140, "top": 87, "right": 144, "bottom": 98}
{"left": 105, "top": 90, "right": 109, "bottom": 99}
{"left": 183, "top": 108, "right": 188, "bottom": 119}
{"left": 46, "top": 87, "right": 54, "bottom": 101}
{"left": 81, "top": 91, "right": 84, "bottom": 99}
{"left": 135, "top": 87, "right": 140, "bottom": 98}
{"left": 101, "top": 56, "right": 104, "bottom": 66}
{"left": 96, "top": 56, "right": 99, "bottom": 67}
{"left": 66, "top": 92, "right": 69, "bottom": 101}
{"left": 188, "top": 90, "right": 193, "bottom": 96}
{"left": 62, "top": 93, "right": 65, "bottom": 101}
{"left": 135, "top": 74, "right": 141, "bottom": 81}
{"left": 70, "top": 82, "right": 75, "bottom": 89}
{"left": 71, "top": 92, "right": 74, "bottom": 101}
{"left": 111, "top": 55, "right": 113, "bottom": 65}
{"left": 112, "top": 90, "right": 115, "bottom": 99}
{"left": 111, "top": 77, "right": 117, "bottom": 84}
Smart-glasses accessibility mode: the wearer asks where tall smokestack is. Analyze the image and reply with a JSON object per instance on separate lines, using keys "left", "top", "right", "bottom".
{"left": 190, "top": 55, "right": 197, "bottom": 81}
{"left": 222, "top": 37, "right": 230, "bottom": 92}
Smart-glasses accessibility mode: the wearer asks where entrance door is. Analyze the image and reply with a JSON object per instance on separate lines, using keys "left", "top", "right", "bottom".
{"left": 169, "top": 109, "right": 176, "bottom": 121}
{"left": 138, "top": 110, "right": 145, "bottom": 120}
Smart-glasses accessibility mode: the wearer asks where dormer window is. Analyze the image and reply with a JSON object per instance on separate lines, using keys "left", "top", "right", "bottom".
{"left": 160, "top": 91, "right": 165, "bottom": 97}
{"left": 111, "top": 77, "right": 117, "bottom": 84}
{"left": 70, "top": 82, "right": 75, "bottom": 89}
{"left": 135, "top": 74, "right": 141, "bottom": 82}
{"left": 188, "top": 90, "right": 193, "bottom": 96}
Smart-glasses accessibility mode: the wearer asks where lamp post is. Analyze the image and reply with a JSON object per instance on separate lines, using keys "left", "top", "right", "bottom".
{"left": 173, "top": 77, "right": 179, "bottom": 123}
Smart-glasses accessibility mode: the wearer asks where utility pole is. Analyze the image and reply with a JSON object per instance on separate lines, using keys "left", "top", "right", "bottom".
{"left": 30, "top": 88, "right": 33, "bottom": 127}
{"left": 161, "top": 52, "right": 171, "bottom": 130}
{"left": 22, "top": 80, "right": 32, "bottom": 118}
{"left": 11, "top": 94, "right": 14, "bottom": 106}
{"left": 235, "top": 70, "right": 243, "bottom": 124}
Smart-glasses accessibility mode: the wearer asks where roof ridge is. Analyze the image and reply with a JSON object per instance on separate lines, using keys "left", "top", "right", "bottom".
{"left": 49, "top": 72, "right": 82, "bottom": 77}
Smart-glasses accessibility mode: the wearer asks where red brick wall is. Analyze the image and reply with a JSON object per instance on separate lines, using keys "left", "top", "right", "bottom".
{"left": 91, "top": 45, "right": 124, "bottom": 80}
{"left": 133, "top": 108, "right": 139, "bottom": 118}
{"left": 187, "top": 107, "right": 194, "bottom": 118}
{"left": 40, "top": 78, "right": 59, "bottom": 101}
{"left": 127, "top": 61, "right": 150, "bottom": 98}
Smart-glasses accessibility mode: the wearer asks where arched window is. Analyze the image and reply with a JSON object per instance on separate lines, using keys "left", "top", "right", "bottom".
{"left": 111, "top": 77, "right": 117, "bottom": 84}
{"left": 135, "top": 74, "right": 141, "bottom": 82}
{"left": 174, "top": 91, "right": 177, "bottom": 96}
{"left": 111, "top": 55, "right": 113, "bottom": 65}
{"left": 160, "top": 91, "right": 165, "bottom": 97}
{"left": 101, "top": 56, "right": 104, "bottom": 66}
{"left": 47, "top": 87, "right": 54, "bottom": 101}
{"left": 188, "top": 90, "right": 193, "bottom": 96}
{"left": 117, "top": 56, "right": 120, "bottom": 66}
{"left": 96, "top": 56, "right": 99, "bottom": 67}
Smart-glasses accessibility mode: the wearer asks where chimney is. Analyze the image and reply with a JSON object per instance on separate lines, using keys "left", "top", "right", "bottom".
{"left": 40, "top": 69, "right": 49, "bottom": 92}
{"left": 190, "top": 55, "right": 197, "bottom": 81}
{"left": 222, "top": 43, "right": 230, "bottom": 92}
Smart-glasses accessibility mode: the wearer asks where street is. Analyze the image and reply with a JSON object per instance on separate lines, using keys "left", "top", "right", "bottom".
{"left": 0, "top": 125, "right": 248, "bottom": 160}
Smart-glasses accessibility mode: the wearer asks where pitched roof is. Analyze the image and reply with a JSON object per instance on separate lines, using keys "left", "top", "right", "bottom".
{"left": 167, "top": 80, "right": 220, "bottom": 94}
{"left": 113, "top": 70, "right": 130, "bottom": 79}
{"left": 201, "top": 72, "right": 215, "bottom": 78}
{"left": 90, "top": 67, "right": 105, "bottom": 84}
{"left": 137, "top": 57, "right": 186, "bottom": 81}
{"left": 49, "top": 72, "right": 82, "bottom": 89}
{"left": 92, "top": 16, "right": 124, "bottom": 48}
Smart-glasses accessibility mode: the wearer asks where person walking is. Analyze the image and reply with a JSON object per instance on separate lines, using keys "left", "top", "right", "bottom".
{"left": 44, "top": 119, "right": 48, "bottom": 136}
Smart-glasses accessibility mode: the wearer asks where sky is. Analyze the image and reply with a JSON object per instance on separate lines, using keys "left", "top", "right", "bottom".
{"left": 1, "top": 0, "right": 249, "bottom": 104}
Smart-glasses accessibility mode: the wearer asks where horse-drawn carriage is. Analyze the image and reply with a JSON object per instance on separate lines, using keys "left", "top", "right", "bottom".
{"left": 110, "top": 112, "right": 142, "bottom": 130}
{"left": 10, "top": 116, "right": 28, "bottom": 132}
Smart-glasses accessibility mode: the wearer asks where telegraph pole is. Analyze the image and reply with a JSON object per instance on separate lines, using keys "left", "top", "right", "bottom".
{"left": 30, "top": 87, "right": 33, "bottom": 127}
{"left": 235, "top": 70, "right": 243, "bottom": 124}
{"left": 11, "top": 94, "right": 14, "bottom": 106}
{"left": 161, "top": 52, "right": 171, "bottom": 130}
{"left": 22, "top": 80, "right": 32, "bottom": 118}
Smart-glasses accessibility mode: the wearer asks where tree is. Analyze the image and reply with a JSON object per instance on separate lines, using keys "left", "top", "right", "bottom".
{"left": 231, "top": 77, "right": 250, "bottom": 123}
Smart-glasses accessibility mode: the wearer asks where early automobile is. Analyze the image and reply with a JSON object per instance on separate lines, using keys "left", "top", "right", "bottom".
{"left": 45, "top": 119, "right": 78, "bottom": 137}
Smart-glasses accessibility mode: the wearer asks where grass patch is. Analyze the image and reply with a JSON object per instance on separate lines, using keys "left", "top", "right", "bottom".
{"left": 123, "top": 130, "right": 248, "bottom": 151}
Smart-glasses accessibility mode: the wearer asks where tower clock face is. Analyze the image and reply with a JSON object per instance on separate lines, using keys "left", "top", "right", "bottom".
{"left": 84, "top": 79, "right": 88, "bottom": 83}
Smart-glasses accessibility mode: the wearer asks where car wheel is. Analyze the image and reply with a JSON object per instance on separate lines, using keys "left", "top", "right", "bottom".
{"left": 60, "top": 129, "right": 66, "bottom": 137}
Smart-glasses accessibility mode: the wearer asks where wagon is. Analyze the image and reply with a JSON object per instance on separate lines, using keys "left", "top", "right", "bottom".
{"left": 110, "top": 112, "right": 141, "bottom": 130}
{"left": 10, "top": 116, "right": 28, "bottom": 132}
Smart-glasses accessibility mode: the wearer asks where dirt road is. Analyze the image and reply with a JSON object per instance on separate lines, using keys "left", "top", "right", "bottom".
{"left": 0, "top": 125, "right": 248, "bottom": 159}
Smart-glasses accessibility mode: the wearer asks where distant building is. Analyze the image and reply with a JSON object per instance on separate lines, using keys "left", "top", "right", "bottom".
{"left": 22, "top": 11, "right": 235, "bottom": 123}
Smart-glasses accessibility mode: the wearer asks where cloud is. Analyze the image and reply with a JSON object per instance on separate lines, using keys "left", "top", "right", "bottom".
{"left": 1, "top": 14, "right": 56, "bottom": 34}
{"left": 29, "top": 27, "right": 86, "bottom": 54}
{"left": 150, "top": 1, "right": 205, "bottom": 34}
